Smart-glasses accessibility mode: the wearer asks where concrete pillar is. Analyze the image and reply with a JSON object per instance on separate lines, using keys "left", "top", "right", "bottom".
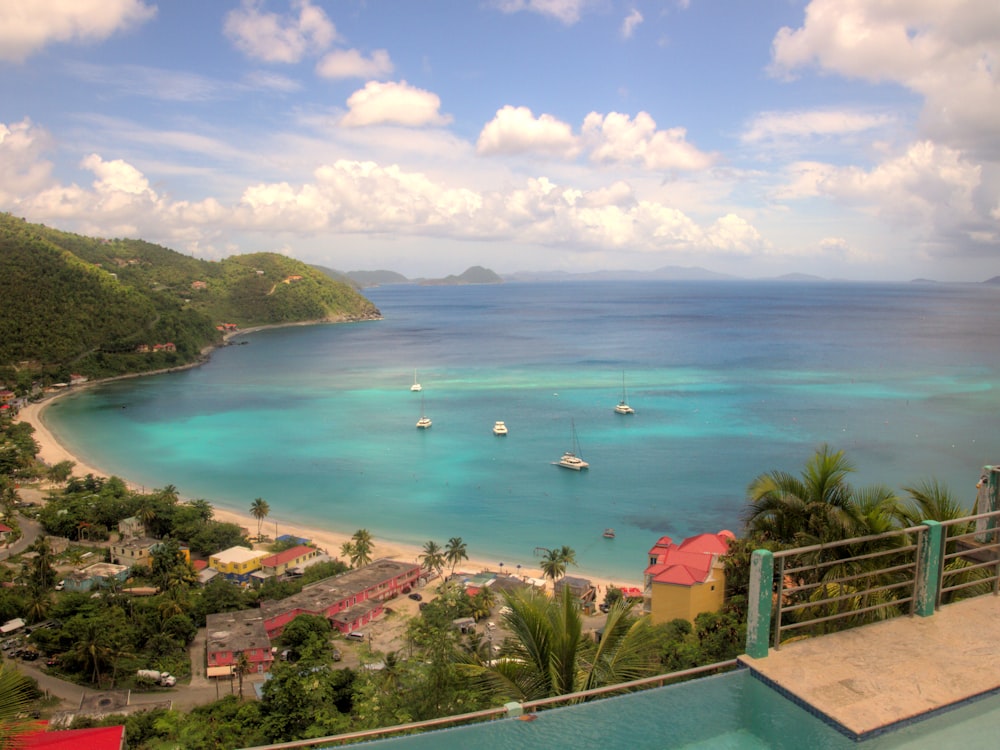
{"left": 745, "top": 549, "right": 774, "bottom": 659}
{"left": 915, "top": 520, "right": 942, "bottom": 617}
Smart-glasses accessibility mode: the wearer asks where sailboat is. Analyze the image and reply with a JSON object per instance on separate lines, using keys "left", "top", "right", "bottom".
{"left": 554, "top": 419, "right": 588, "bottom": 470}
{"left": 416, "top": 395, "right": 432, "bottom": 429}
{"left": 410, "top": 369, "right": 422, "bottom": 392}
{"left": 614, "top": 371, "right": 635, "bottom": 415}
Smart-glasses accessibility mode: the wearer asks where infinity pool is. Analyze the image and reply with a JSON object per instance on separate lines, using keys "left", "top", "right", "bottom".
{"left": 354, "top": 669, "right": 1000, "bottom": 749}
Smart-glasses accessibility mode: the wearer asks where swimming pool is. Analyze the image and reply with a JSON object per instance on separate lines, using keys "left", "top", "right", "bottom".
{"left": 353, "top": 669, "right": 1000, "bottom": 749}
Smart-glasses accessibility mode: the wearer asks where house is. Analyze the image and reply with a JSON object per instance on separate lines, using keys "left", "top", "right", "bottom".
{"left": 69, "top": 374, "right": 88, "bottom": 386}
{"left": 643, "top": 530, "right": 735, "bottom": 624}
{"left": 191, "top": 280, "right": 208, "bottom": 290}
{"left": 21, "top": 724, "right": 125, "bottom": 750}
{"left": 209, "top": 546, "right": 267, "bottom": 584}
{"left": 117, "top": 516, "right": 145, "bottom": 539}
{"left": 109, "top": 537, "right": 160, "bottom": 569}
{"left": 257, "top": 544, "right": 325, "bottom": 578}
{"left": 62, "top": 562, "right": 130, "bottom": 593}
{"left": 0, "top": 522, "right": 13, "bottom": 544}
{"left": 554, "top": 575, "right": 597, "bottom": 612}
{"left": 0, "top": 617, "right": 25, "bottom": 635}
{"left": 206, "top": 610, "right": 274, "bottom": 676}
{"left": 259, "top": 558, "right": 420, "bottom": 638}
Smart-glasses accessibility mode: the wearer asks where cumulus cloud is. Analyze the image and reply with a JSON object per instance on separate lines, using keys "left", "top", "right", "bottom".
{"left": 340, "top": 81, "right": 452, "bottom": 128}
{"left": 582, "top": 111, "right": 714, "bottom": 170}
{"left": 0, "top": 0, "right": 156, "bottom": 63}
{"left": 778, "top": 141, "right": 984, "bottom": 231}
{"left": 316, "top": 48, "right": 393, "bottom": 79}
{"left": 477, "top": 106, "right": 579, "bottom": 158}
{"left": 621, "top": 9, "right": 644, "bottom": 39}
{"left": 0, "top": 119, "right": 55, "bottom": 204}
{"left": 1, "top": 117, "right": 770, "bottom": 261}
{"left": 492, "top": 0, "right": 590, "bottom": 25}
{"left": 224, "top": 0, "right": 336, "bottom": 63}
{"left": 770, "top": 0, "right": 1000, "bottom": 154}
{"left": 742, "top": 109, "right": 894, "bottom": 143}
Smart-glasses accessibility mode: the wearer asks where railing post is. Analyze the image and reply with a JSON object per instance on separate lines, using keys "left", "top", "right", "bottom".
{"left": 915, "top": 521, "right": 942, "bottom": 617}
{"left": 745, "top": 549, "right": 774, "bottom": 659}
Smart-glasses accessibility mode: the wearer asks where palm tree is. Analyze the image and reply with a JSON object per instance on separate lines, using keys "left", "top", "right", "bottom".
{"left": 744, "top": 445, "right": 895, "bottom": 547}
{"left": 69, "top": 619, "right": 114, "bottom": 686}
{"left": 351, "top": 529, "right": 374, "bottom": 567}
{"left": 0, "top": 663, "right": 37, "bottom": 745}
{"left": 234, "top": 651, "right": 251, "bottom": 699}
{"left": 540, "top": 548, "right": 566, "bottom": 582}
{"left": 467, "top": 586, "right": 659, "bottom": 701}
{"left": 444, "top": 537, "right": 469, "bottom": 575}
{"left": 419, "top": 540, "right": 445, "bottom": 577}
{"left": 250, "top": 497, "right": 270, "bottom": 539}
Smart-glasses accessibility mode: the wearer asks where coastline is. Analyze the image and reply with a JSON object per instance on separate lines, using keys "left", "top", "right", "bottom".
{"left": 16, "top": 386, "right": 641, "bottom": 595}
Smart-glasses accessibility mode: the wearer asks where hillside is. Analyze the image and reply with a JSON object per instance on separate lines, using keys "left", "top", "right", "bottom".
{"left": 0, "top": 213, "right": 380, "bottom": 387}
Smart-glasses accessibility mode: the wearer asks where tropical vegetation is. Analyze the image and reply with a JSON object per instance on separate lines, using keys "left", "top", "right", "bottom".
{"left": 0, "top": 212, "right": 380, "bottom": 386}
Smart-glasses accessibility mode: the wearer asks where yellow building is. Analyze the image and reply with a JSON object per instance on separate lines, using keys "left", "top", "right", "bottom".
{"left": 643, "top": 530, "right": 734, "bottom": 624}
{"left": 209, "top": 546, "right": 267, "bottom": 584}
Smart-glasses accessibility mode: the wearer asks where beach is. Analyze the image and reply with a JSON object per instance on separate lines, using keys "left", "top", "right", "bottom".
{"left": 16, "top": 394, "right": 640, "bottom": 594}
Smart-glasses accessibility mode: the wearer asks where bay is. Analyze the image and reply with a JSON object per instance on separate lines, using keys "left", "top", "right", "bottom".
{"left": 42, "top": 280, "right": 1000, "bottom": 581}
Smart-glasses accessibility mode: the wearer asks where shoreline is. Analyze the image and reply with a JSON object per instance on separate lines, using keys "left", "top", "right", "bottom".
{"left": 16, "top": 378, "right": 642, "bottom": 595}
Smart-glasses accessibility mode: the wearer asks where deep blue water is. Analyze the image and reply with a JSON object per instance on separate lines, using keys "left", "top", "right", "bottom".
{"left": 42, "top": 280, "right": 1000, "bottom": 581}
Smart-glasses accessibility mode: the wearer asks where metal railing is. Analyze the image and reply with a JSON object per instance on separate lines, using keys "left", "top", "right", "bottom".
{"left": 240, "top": 660, "right": 738, "bottom": 749}
{"left": 756, "top": 509, "right": 1000, "bottom": 652}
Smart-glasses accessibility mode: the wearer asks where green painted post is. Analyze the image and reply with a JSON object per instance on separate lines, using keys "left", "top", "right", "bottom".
{"left": 915, "top": 520, "right": 942, "bottom": 617}
{"left": 745, "top": 549, "right": 774, "bottom": 659}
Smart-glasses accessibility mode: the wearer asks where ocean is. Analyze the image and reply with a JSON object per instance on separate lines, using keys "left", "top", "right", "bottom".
{"left": 41, "top": 280, "right": 1000, "bottom": 581}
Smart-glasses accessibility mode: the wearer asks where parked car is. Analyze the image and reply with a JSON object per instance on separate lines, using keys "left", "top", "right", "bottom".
{"left": 408, "top": 593, "right": 422, "bottom": 601}
{"left": 21, "top": 651, "right": 38, "bottom": 661}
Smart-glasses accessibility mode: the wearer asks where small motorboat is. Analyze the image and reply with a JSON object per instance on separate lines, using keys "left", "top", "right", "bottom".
{"left": 603, "top": 528, "right": 615, "bottom": 539}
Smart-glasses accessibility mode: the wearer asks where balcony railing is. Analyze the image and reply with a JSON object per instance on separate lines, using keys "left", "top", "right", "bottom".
{"left": 745, "top": 509, "right": 1000, "bottom": 658}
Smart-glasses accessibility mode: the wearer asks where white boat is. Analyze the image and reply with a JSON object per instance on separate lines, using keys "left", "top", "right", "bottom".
{"left": 614, "top": 371, "right": 635, "bottom": 415}
{"left": 554, "top": 419, "right": 588, "bottom": 470}
{"left": 416, "top": 396, "right": 431, "bottom": 429}
{"left": 410, "top": 369, "right": 422, "bottom": 392}
{"left": 492, "top": 421, "right": 508, "bottom": 436}
{"left": 603, "top": 528, "right": 616, "bottom": 539}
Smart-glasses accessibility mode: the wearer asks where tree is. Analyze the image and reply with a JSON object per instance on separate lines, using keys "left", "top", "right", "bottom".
{"left": 234, "top": 651, "right": 251, "bottom": 700}
{"left": 250, "top": 497, "right": 270, "bottom": 539}
{"left": 419, "top": 540, "right": 445, "bottom": 577}
{"left": 467, "top": 586, "right": 660, "bottom": 701}
{"left": 744, "top": 445, "right": 901, "bottom": 547}
{"left": 539, "top": 545, "right": 576, "bottom": 583}
{"left": 0, "top": 662, "right": 37, "bottom": 746}
{"left": 349, "top": 529, "right": 373, "bottom": 568}
{"left": 444, "top": 537, "right": 468, "bottom": 575}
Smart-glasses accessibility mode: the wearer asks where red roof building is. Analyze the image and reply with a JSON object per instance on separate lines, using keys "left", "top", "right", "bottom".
{"left": 643, "top": 530, "right": 735, "bottom": 624}
{"left": 22, "top": 725, "right": 125, "bottom": 749}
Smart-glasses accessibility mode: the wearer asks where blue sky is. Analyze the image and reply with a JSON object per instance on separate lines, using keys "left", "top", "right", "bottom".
{"left": 1, "top": 1, "right": 998, "bottom": 281}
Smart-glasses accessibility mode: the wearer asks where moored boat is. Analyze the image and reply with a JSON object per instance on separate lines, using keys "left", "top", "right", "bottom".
{"left": 603, "top": 528, "right": 615, "bottom": 538}
{"left": 493, "top": 421, "right": 508, "bottom": 436}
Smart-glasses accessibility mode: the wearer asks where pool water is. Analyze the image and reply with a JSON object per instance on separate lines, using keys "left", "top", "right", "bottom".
{"left": 355, "top": 670, "right": 1000, "bottom": 749}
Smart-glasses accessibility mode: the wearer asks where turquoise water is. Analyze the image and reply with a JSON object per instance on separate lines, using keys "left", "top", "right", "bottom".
{"left": 41, "top": 281, "right": 1000, "bottom": 581}
{"left": 352, "top": 670, "right": 1000, "bottom": 749}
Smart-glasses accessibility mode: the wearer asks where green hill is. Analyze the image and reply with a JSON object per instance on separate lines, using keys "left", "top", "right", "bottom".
{"left": 0, "top": 213, "right": 380, "bottom": 387}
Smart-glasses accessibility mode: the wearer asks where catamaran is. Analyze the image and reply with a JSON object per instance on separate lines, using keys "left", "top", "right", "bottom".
{"left": 614, "top": 371, "right": 635, "bottom": 415}
{"left": 554, "top": 419, "right": 588, "bottom": 470}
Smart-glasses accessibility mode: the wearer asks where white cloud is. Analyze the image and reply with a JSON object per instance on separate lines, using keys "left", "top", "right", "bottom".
{"left": 582, "top": 111, "right": 714, "bottom": 170}
{"left": 743, "top": 109, "right": 894, "bottom": 143}
{"left": 778, "top": 141, "right": 983, "bottom": 230}
{"left": 621, "top": 9, "right": 644, "bottom": 39}
{"left": 316, "top": 48, "right": 393, "bottom": 79}
{"left": 492, "top": 0, "right": 591, "bottom": 25}
{"left": 340, "top": 81, "right": 452, "bottom": 128}
{"left": 477, "top": 106, "right": 579, "bottom": 158}
{"left": 224, "top": 0, "right": 336, "bottom": 64}
{"left": 0, "top": 0, "right": 156, "bottom": 63}
{"left": 770, "top": 0, "right": 1000, "bottom": 153}
{"left": 0, "top": 119, "right": 55, "bottom": 205}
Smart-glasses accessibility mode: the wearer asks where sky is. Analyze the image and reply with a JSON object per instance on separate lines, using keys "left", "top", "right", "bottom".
{"left": 1, "top": 1, "right": 998, "bottom": 281}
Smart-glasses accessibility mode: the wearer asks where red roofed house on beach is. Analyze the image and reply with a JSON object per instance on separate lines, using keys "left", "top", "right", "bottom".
{"left": 643, "top": 530, "right": 735, "bottom": 624}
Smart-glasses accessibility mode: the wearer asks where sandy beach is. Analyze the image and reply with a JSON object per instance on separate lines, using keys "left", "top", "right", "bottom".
{"left": 16, "top": 395, "right": 641, "bottom": 594}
